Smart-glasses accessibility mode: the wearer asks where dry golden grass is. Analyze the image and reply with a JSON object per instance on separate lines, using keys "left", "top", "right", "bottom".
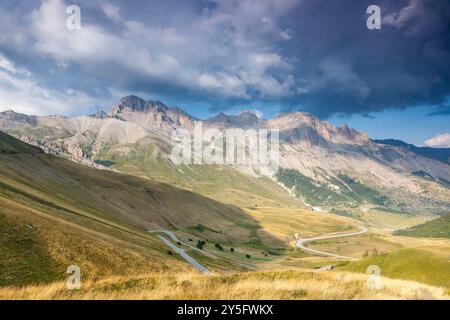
{"left": 360, "top": 210, "right": 435, "bottom": 232}
{"left": 245, "top": 207, "right": 360, "bottom": 245}
{"left": 0, "top": 194, "right": 189, "bottom": 287}
{"left": 1, "top": 269, "right": 448, "bottom": 300}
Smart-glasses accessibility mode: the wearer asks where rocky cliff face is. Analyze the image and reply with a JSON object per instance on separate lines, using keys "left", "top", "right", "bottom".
{"left": 108, "top": 95, "right": 197, "bottom": 132}
{"left": 0, "top": 110, "right": 38, "bottom": 128}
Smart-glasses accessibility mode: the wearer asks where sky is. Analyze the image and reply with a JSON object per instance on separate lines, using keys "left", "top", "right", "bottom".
{"left": 0, "top": 0, "right": 449, "bottom": 147}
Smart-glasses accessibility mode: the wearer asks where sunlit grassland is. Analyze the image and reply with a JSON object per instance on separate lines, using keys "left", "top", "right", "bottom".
{"left": 0, "top": 192, "right": 187, "bottom": 287}
{"left": 0, "top": 269, "right": 447, "bottom": 300}
{"left": 340, "top": 247, "right": 450, "bottom": 289}
{"left": 394, "top": 214, "right": 450, "bottom": 238}
{"left": 359, "top": 209, "right": 437, "bottom": 232}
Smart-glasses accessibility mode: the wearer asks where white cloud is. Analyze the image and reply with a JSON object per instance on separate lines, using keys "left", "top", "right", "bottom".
{"left": 238, "top": 109, "right": 264, "bottom": 118}
{"left": 425, "top": 133, "right": 450, "bottom": 148}
{"left": 0, "top": 69, "right": 100, "bottom": 116}
{"left": 100, "top": 2, "right": 121, "bottom": 21}
{"left": 26, "top": 0, "right": 297, "bottom": 101}
{"left": 0, "top": 55, "right": 18, "bottom": 74}
{"left": 0, "top": 0, "right": 302, "bottom": 116}
{"left": 383, "top": 0, "right": 448, "bottom": 36}
{"left": 0, "top": 53, "right": 31, "bottom": 76}
{"left": 383, "top": 0, "right": 422, "bottom": 29}
{"left": 280, "top": 29, "right": 293, "bottom": 40}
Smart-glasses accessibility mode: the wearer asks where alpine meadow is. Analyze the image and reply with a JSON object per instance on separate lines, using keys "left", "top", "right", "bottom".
{"left": 0, "top": 0, "right": 449, "bottom": 303}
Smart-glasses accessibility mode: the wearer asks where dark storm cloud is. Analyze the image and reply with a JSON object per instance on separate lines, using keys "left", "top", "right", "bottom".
{"left": 280, "top": 0, "right": 450, "bottom": 117}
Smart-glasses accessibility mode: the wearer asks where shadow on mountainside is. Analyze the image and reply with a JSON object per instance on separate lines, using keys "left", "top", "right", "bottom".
{"left": 0, "top": 132, "right": 286, "bottom": 284}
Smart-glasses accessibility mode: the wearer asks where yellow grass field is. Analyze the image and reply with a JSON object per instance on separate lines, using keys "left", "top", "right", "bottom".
{"left": 0, "top": 269, "right": 447, "bottom": 300}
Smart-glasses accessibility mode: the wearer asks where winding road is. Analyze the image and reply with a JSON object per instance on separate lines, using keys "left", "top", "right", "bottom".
{"left": 148, "top": 229, "right": 212, "bottom": 274}
{"left": 149, "top": 225, "right": 367, "bottom": 273}
{"left": 296, "top": 227, "right": 368, "bottom": 260}
{"left": 149, "top": 229, "right": 214, "bottom": 257}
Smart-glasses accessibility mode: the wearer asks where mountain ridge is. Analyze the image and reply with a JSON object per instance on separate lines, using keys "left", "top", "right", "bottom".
{"left": 1, "top": 95, "right": 449, "bottom": 214}
{"left": 373, "top": 139, "right": 450, "bottom": 164}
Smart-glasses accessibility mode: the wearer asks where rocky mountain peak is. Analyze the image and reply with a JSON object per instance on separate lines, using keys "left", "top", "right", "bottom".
{"left": 0, "top": 109, "right": 38, "bottom": 127}
{"left": 111, "top": 95, "right": 146, "bottom": 114}
{"left": 145, "top": 100, "right": 169, "bottom": 113}
{"left": 89, "top": 110, "right": 109, "bottom": 119}
{"left": 205, "top": 111, "right": 263, "bottom": 128}
{"left": 107, "top": 96, "right": 199, "bottom": 131}
{"left": 237, "top": 110, "right": 261, "bottom": 120}
{"left": 337, "top": 123, "right": 368, "bottom": 142}
{"left": 266, "top": 111, "right": 369, "bottom": 146}
{"left": 110, "top": 96, "right": 173, "bottom": 115}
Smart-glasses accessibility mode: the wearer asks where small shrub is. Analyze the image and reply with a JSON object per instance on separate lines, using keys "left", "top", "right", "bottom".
{"left": 196, "top": 240, "right": 206, "bottom": 250}
{"left": 372, "top": 248, "right": 379, "bottom": 257}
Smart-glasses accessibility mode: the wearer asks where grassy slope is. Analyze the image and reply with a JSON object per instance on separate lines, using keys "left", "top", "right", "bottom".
{"left": 0, "top": 155, "right": 195, "bottom": 286}
{"left": 0, "top": 269, "right": 447, "bottom": 300}
{"left": 0, "top": 200, "right": 189, "bottom": 287}
{"left": 94, "top": 143, "right": 302, "bottom": 208}
{"left": 0, "top": 153, "right": 266, "bottom": 243}
{"left": 393, "top": 214, "right": 450, "bottom": 238}
{"left": 358, "top": 209, "right": 434, "bottom": 231}
{"left": 0, "top": 132, "right": 279, "bottom": 286}
{"left": 0, "top": 213, "right": 60, "bottom": 287}
{"left": 341, "top": 247, "right": 450, "bottom": 289}
{"left": 0, "top": 131, "right": 42, "bottom": 154}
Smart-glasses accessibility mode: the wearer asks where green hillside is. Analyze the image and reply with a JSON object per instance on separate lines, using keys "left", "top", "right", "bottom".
{"left": 341, "top": 247, "right": 450, "bottom": 289}
{"left": 0, "top": 132, "right": 274, "bottom": 286}
{"left": 393, "top": 214, "right": 450, "bottom": 238}
{"left": 94, "top": 142, "right": 303, "bottom": 208}
{"left": 276, "top": 168, "right": 387, "bottom": 208}
{"left": 0, "top": 131, "right": 42, "bottom": 154}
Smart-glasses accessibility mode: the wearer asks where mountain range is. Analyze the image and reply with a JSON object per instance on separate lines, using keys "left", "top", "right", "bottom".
{"left": 1, "top": 95, "right": 449, "bottom": 214}
{"left": 373, "top": 139, "right": 450, "bottom": 165}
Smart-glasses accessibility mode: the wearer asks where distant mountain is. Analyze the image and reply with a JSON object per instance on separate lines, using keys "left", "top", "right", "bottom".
{"left": 108, "top": 95, "right": 197, "bottom": 131}
{"left": 89, "top": 110, "right": 108, "bottom": 119}
{"left": 110, "top": 95, "right": 147, "bottom": 113}
{"left": 1, "top": 95, "right": 449, "bottom": 214}
{"left": 205, "top": 111, "right": 263, "bottom": 129}
{"left": 0, "top": 110, "right": 38, "bottom": 128}
{"left": 373, "top": 139, "right": 450, "bottom": 164}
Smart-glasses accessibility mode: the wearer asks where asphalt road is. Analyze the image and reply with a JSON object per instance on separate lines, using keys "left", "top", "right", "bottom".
{"left": 296, "top": 227, "right": 368, "bottom": 260}
{"left": 148, "top": 229, "right": 212, "bottom": 274}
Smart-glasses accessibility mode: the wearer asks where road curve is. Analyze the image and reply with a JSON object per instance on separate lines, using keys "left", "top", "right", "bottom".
{"left": 148, "top": 229, "right": 212, "bottom": 274}
{"left": 148, "top": 229, "right": 215, "bottom": 257}
{"left": 296, "top": 227, "right": 368, "bottom": 260}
